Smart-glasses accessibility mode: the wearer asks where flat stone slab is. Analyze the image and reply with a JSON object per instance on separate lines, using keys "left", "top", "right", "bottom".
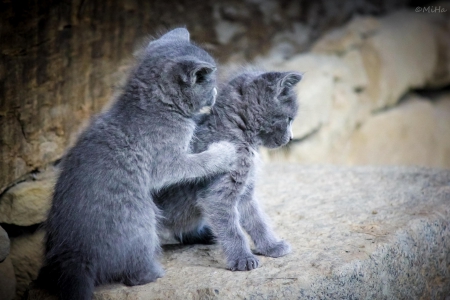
{"left": 26, "top": 164, "right": 450, "bottom": 299}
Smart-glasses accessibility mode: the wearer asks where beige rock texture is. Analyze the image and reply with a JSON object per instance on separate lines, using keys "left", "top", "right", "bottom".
{"left": 0, "top": 226, "right": 14, "bottom": 299}
{"left": 0, "top": 225, "right": 9, "bottom": 262}
{"left": 261, "top": 8, "right": 450, "bottom": 168}
{"left": 0, "top": 257, "right": 16, "bottom": 300}
{"left": 0, "top": 168, "right": 55, "bottom": 226}
{"left": 341, "top": 95, "right": 450, "bottom": 168}
{"left": 9, "top": 230, "right": 45, "bottom": 299}
{"left": 1, "top": 0, "right": 404, "bottom": 194}
{"left": 24, "top": 164, "right": 450, "bottom": 299}
{"left": 1, "top": 3, "right": 448, "bottom": 197}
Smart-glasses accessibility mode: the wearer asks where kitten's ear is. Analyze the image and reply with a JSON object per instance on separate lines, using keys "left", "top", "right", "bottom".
{"left": 279, "top": 72, "right": 303, "bottom": 89}
{"left": 158, "top": 28, "right": 190, "bottom": 42}
{"left": 178, "top": 59, "right": 216, "bottom": 85}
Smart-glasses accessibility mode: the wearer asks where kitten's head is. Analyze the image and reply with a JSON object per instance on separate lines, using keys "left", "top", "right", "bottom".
{"left": 226, "top": 70, "right": 302, "bottom": 148}
{"left": 133, "top": 28, "right": 217, "bottom": 116}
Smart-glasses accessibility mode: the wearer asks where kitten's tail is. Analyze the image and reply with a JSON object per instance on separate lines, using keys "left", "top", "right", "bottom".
{"left": 36, "top": 260, "right": 95, "bottom": 300}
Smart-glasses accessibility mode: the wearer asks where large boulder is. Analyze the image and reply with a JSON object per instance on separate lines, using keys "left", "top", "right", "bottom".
{"left": 0, "top": 226, "right": 9, "bottom": 262}
{"left": 0, "top": 0, "right": 410, "bottom": 194}
{"left": 25, "top": 164, "right": 450, "bottom": 299}
{"left": 313, "top": 10, "right": 450, "bottom": 108}
{"left": 0, "top": 167, "right": 55, "bottom": 226}
{"left": 9, "top": 230, "right": 45, "bottom": 299}
{"left": 0, "top": 257, "right": 16, "bottom": 300}
{"left": 0, "top": 226, "right": 15, "bottom": 300}
{"left": 262, "top": 8, "right": 450, "bottom": 168}
{"left": 341, "top": 95, "right": 450, "bottom": 167}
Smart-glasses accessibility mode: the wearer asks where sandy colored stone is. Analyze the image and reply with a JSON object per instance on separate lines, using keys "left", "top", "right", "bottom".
{"left": 313, "top": 10, "right": 450, "bottom": 110}
{"left": 0, "top": 257, "right": 16, "bottom": 300}
{"left": 0, "top": 226, "right": 9, "bottom": 263}
{"left": 312, "top": 16, "right": 380, "bottom": 55}
{"left": 0, "top": 172, "right": 55, "bottom": 226}
{"left": 341, "top": 96, "right": 450, "bottom": 168}
{"left": 262, "top": 8, "right": 450, "bottom": 168}
{"left": 9, "top": 230, "right": 45, "bottom": 299}
{"left": 25, "top": 164, "right": 450, "bottom": 299}
{"left": 2, "top": 0, "right": 406, "bottom": 194}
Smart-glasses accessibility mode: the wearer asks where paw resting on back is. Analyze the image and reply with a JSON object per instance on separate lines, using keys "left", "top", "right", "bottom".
{"left": 207, "top": 141, "right": 237, "bottom": 172}
{"left": 255, "top": 240, "right": 291, "bottom": 258}
{"left": 228, "top": 253, "right": 260, "bottom": 271}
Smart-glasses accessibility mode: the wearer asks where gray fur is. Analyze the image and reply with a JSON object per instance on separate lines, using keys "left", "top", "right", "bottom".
{"left": 37, "top": 28, "right": 236, "bottom": 299}
{"left": 155, "top": 69, "right": 302, "bottom": 271}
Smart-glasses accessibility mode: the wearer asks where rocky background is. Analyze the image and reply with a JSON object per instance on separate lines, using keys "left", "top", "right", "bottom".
{"left": 1, "top": 0, "right": 449, "bottom": 299}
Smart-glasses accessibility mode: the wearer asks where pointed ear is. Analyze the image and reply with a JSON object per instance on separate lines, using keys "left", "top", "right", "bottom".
{"left": 279, "top": 72, "right": 303, "bottom": 89}
{"left": 178, "top": 59, "right": 216, "bottom": 85}
{"left": 157, "top": 28, "right": 190, "bottom": 43}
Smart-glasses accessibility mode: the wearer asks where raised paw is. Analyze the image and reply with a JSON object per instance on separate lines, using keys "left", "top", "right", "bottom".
{"left": 207, "top": 141, "right": 237, "bottom": 171}
{"left": 228, "top": 254, "right": 260, "bottom": 271}
{"left": 255, "top": 240, "right": 291, "bottom": 258}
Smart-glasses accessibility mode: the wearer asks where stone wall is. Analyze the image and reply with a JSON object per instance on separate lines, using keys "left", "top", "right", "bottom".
{"left": 260, "top": 8, "right": 450, "bottom": 168}
{"left": 0, "top": 0, "right": 415, "bottom": 194}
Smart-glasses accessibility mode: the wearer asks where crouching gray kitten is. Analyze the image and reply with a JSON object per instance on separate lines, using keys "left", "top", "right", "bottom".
{"left": 155, "top": 69, "right": 302, "bottom": 271}
{"left": 36, "top": 28, "right": 237, "bottom": 300}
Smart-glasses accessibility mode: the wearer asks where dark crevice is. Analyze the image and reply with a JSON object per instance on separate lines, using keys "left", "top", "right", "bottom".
{"left": 372, "top": 84, "right": 450, "bottom": 115}
{"left": 16, "top": 113, "right": 27, "bottom": 141}
{"left": 0, "top": 161, "right": 59, "bottom": 200}
{"left": 0, "top": 178, "right": 27, "bottom": 200}
{"left": 0, "top": 223, "right": 43, "bottom": 238}
{"left": 413, "top": 84, "right": 450, "bottom": 101}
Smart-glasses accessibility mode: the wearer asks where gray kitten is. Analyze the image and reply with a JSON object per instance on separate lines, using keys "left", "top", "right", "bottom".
{"left": 36, "top": 28, "right": 236, "bottom": 299}
{"left": 155, "top": 69, "right": 302, "bottom": 271}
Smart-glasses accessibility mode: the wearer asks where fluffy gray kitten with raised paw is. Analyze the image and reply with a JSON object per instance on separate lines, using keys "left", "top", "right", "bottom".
{"left": 36, "top": 28, "right": 236, "bottom": 300}
{"left": 155, "top": 69, "right": 302, "bottom": 271}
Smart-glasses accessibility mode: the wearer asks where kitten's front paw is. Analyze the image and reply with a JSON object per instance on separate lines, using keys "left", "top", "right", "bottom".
{"left": 255, "top": 240, "right": 291, "bottom": 258}
{"left": 208, "top": 141, "right": 237, "bottom": 171}
{"left": 228, "top": 254, "right": 260, "bottom": 271}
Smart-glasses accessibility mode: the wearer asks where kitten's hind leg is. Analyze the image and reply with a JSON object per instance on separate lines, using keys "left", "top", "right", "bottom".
{"left": 122, "top": 240, "right": 164, "bottom": 286}
{"left": 122, "top": 260, "right": 164, "bottom": 287}
{"left": 175, "top": 226, "right": 216, "bottom": 245}
{"left": 238, "top": 185, "right": 291, "bottom": 258}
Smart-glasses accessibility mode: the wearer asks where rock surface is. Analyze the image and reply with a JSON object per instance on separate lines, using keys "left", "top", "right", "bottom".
{"left": 0, "top": 225, "right": 9, "bottom": 262}
{"left": 341, "top": 95, "right": 450, "bottom": 168}
{"left": 10, "top": 230, "right": 45, "bottom": 299}
{"left": 0, "top": 257, "right": 16, "bottom": 300}
{"left": 0, "top": 0, "right": 410, "bottom": 194}
{"left": 261, "top": 8, "right": 450, "bottom": 168}
{"left": 25, "top": 164, "right": 450, "bottom": 299}
{"left": 0, "top": 168, "right": 55, "bottom": 226}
